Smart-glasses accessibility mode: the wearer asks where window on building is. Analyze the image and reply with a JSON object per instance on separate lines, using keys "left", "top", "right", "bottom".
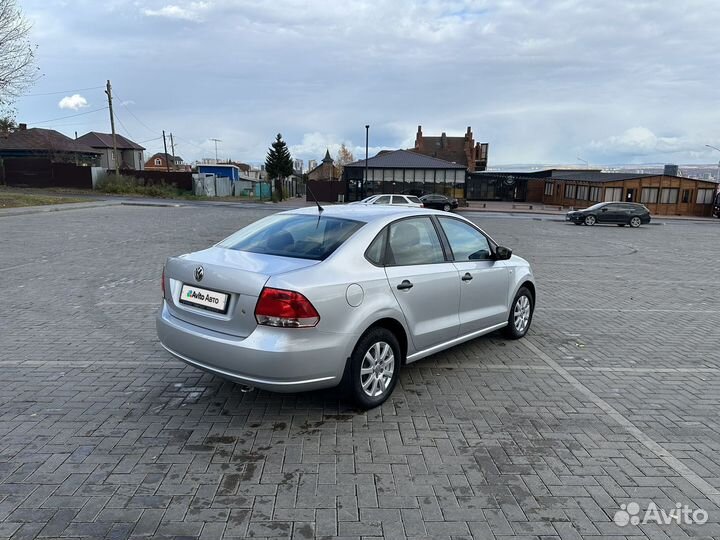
{"left": 564, "top": 184, "right": 577, "bottom": 199}
{"left": 604, "top": 187, "right": 623, "bottom": 201}
{"left": 640, "top": 187, "right": 659, "bottom": 203}
{"left": 660, "top": 188, "right": 679, "bottom": 204}
{"left": 589, "top": 186, "right": 602, "bottom": 201}
{"left": 576, "top": 185, "right": 589, "bottom": 200}
{"left": 696, "top": 189, "right": 715, "bottom": 204}
{"left": 154, "top": 158, "right": 162, "bottom": 166}
{"left": 681, "top": 189, "right": 691, "bottom": 203}
{"left": 544, "top": 182, "right": 554, "bottom": 196}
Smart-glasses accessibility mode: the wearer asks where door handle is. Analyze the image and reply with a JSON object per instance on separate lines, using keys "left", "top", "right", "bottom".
{"left": 461, "top": 272, "right": 473, "bottom": 281}
{"left": 396, "top": 280, "right": 414, "bottom": 290}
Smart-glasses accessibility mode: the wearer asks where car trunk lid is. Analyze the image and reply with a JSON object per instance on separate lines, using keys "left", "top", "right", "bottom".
{"left": 164, "top": 247, "right": 319, "bottom": 337}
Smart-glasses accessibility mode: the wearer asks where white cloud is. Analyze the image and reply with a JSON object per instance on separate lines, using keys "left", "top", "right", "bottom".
{"left": 58, "top": 94, "right": 88, "bottom": 110}
{"left": 588, "top": 127, "right": 707, "bottom": 160}
{"left": 142, "top": 2, "right": 208, "bottom": 21}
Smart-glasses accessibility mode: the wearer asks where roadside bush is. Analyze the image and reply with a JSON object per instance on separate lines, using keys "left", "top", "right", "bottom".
{"left": 95, "top": 173, "right": 179, "bottom": 198}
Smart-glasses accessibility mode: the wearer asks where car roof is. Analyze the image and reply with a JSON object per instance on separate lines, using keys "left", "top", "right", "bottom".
{"left": 285, "top": 204, "right": 446, "bottom": 223}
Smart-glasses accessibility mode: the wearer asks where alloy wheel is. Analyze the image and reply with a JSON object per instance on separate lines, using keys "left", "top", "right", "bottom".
{"left": 630, "top": 217, "right": 641, "bottom": 228}
{"left": 360, "top": 341, "right": 395, "bottom": 397}
{"left": 443, "top": 204, "right": 451, "bottom": 212}
{"left": 584, "top": 215, "right": 596, "bottom": 226}
{"left": 514, "top": 295, "right": 531, "bottom": 333}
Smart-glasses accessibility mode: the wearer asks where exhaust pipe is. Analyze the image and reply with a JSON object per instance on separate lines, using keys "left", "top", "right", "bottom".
{"left": 238, "top": 384, "right": 254, "bottom": 393}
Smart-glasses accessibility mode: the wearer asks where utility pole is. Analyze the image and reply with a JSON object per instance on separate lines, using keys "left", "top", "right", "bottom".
{"left": 210, "top": 138, "right": 221, "bottom": 163}
{"left": 169, "top": 132, "right": 176, "bottom": 171}
{"left": 162, "top": 130, "right": 170, "bottom": 172}
{"left": 105, "top": 80, "right": 119, "bottom": 176}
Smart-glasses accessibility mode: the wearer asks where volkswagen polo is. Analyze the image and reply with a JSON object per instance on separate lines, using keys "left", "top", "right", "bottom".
{"left": 157, "top": 205, "right": 536, "bottom": 408}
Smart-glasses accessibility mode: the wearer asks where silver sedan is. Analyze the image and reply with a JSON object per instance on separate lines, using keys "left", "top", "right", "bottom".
{"left": 156, "top": 205, "right": 536, "bottom": 408}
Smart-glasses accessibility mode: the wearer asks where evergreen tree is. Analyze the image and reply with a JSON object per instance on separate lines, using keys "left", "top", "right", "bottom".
{"left": 264, "top": 133, "right": 293, "bottom": 201}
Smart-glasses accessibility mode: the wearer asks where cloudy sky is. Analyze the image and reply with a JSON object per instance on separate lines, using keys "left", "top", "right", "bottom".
{"left": 16, "top": 0, "right": 720, "bottom": 167}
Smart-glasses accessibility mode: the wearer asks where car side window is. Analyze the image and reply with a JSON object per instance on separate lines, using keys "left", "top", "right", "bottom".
{"left": 374, "top": 195, "right": 391, "bottom": 204}
{"left": 390, "top": 196, "right": 405, "bottom": 204}
{"left": 387, "top": 217, "right": 445, "bottom": 266}
{"left": 438, "top": 217, "right": 492, "bottom": 261}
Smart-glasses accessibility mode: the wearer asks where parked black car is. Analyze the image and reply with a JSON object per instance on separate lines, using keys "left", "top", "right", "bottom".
{"left": 713, "top": 192, "right": 720, "bottom": 218}
{"left": 420, "top": 194, "right": 459, "bottom": 212}
{"left": 566, "top": 202, "right": 651, "bottom": 227}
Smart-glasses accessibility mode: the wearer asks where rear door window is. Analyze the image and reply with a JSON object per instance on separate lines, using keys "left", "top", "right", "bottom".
{"left": 387, "top": 217, "right": 445, "bottom": 265}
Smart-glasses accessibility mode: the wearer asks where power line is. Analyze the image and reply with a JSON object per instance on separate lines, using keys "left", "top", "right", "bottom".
{"left": 112, "top": 90, "right": 158, "bottom": 136}
{"left": 27, "top": 107, "right": 108, "bottom": 125}
{"left": 22, "top": 85, "right": 105, "bottom": 97}
{"left": 112, "top": 108, "right": 134, "bottom": 140}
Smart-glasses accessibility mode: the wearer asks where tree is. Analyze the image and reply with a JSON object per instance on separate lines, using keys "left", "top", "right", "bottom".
{"left": 0, "top": 0, "right": 38, "bottom": 108}
{"left": 335, "top": 143, "right": 354, "bottom": 179}
{"left": 0, "top": 115, "right": 16, "bottom": 134}
{"left": 264, "top": 133, "right": 293, "bottom": 202}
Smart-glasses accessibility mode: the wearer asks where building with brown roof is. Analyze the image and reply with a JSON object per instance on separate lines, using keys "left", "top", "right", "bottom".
{"left": 307, "top": 149, "right": 340, "bottom": 181}
{"left": 343, "top": 149, "right": 467, "bottom": 201}
{"left": 469, "top": 168, "right": 720, "bottom": 217}
{"left": 76, "top": 132, "right": 145, "bottom": 170}
{"left": 144, "top": 152, "right": 187, "bottom": 171}
{"left": 0, "top": 124, "right": 100, "bottom": 164}
{"left": 413, "top": 125, "right": 488, "bottom": 172}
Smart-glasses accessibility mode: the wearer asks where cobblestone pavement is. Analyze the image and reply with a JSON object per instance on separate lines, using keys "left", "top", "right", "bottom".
{"left": 1, "top": 204, "right": 719, "bottom": 539}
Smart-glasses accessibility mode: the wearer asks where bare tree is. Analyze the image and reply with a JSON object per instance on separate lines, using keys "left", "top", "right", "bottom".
{"left": 0, "top": 0, "right": 37, "bottom": 107}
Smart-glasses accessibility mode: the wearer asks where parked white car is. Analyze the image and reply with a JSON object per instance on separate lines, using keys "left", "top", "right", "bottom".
{"left": 353, "top": 194, "right": 424, "bottom": 208}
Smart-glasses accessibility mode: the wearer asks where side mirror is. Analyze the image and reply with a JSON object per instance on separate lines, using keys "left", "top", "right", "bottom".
{"left": 495, "top": 246, "right": 512, "bottom": 260}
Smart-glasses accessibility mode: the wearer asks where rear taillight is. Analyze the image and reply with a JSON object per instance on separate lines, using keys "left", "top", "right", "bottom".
{"left": 161, "top": 267, "right": 166, "bottom": 298}
{"left": 255, "top": 287, "right": 320, "bottom": 328}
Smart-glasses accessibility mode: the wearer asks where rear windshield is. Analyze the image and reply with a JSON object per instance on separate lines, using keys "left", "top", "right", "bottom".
{"left": 217, "top": 214, "right": 364, "bottom": 261}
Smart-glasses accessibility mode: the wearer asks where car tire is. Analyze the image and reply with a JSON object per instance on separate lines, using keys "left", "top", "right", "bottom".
{"left": 443, "top": 203, "right": 451, "bottom": 212}
{"left": 584, "top": 215, "right": 596, "bottom": 226}
{"left": 503, "top": 287, "right": 534, "bottom": 340}
{"left": 345, "top": 327, "right": 401, "bottom": 409}
{"left": 629, "top": 216, "right": 641, "bottom": 228}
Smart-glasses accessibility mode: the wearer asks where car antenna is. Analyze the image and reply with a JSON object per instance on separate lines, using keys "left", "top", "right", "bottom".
{"left": 305, "top": 183, "right": 324, "bottom": 213}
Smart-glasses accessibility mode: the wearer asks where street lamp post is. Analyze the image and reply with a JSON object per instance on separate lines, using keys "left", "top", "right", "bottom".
{"left": 364, "top": 125, "right": 369, "bottom": 200}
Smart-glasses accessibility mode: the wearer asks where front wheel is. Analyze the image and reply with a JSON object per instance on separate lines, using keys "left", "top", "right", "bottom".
{"left": 345, "top": 328, "right": 401, "bottom": 409}
{"left": 504, "top": 287, "right": 534, "bottom": 339}
{"left": 629, "top": 216, "right": 641, "bottom": 228}
{"left": 584, "top": 215, "right": 596, "bottom": 226}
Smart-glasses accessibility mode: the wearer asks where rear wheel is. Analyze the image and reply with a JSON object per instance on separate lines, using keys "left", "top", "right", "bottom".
{"left": 443, "top": 203, "right": 451, "bottom": 212}
{"left": 584, "top": 215, "right": 596, "bottom": 226}
{"left": 345, "top": 328, "right": 401, "bottom": 409}
{"left": 629, "top": 216, "right": 641, "bottom": 228}
{"left": 504, "top": 287, "right": 534, "bottom": 339}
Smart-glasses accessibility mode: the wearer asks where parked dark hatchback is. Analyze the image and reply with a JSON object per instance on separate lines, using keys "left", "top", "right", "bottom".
{"left": 566, "top": 202, "right": 651, "bottom": 227}
{"left": 420, "top": 194, "right": 459, "bottom": 212}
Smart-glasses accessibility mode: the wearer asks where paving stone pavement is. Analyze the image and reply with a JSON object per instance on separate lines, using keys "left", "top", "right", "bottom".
{"left": 1, "top": 204, "right": 719, "bottom": 539}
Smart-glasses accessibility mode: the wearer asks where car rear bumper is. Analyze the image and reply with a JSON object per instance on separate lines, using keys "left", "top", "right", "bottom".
{"left": 156, "top": 301, "right": 352, "bottom": 392}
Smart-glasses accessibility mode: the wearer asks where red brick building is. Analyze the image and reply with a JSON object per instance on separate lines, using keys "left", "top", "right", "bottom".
{"left": 413, "top": 126, "right": 488, "bottom": 172}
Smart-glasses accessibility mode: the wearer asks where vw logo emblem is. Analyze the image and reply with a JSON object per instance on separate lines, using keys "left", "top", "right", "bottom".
{"left": 194, "top": 266, "right": 204, "bottom": 282}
